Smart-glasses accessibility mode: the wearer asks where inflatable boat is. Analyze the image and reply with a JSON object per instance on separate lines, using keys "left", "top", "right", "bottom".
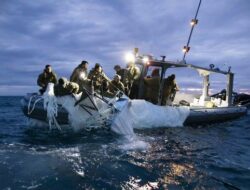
{"left": 21, "top": 52, "right": 248, "bottom": 129}
{"left": 21, "top": 92, "right": 247, "bottom": 127}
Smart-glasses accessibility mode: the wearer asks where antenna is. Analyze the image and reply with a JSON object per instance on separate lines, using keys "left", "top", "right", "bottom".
{"left": 182, "top": 0, "right": 202, "bottom": 62}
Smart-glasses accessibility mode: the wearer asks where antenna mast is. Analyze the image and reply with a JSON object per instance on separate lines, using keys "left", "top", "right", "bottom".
{"left": 182, "top": 0, "right": 202, "bottom": 61}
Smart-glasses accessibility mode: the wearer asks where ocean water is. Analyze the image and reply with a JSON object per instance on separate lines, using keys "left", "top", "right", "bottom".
{"left": 0, "top": 96, "right": 250, "bottom": 190}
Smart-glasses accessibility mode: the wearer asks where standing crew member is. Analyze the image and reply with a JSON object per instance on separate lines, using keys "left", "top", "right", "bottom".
{"left": 162, "top": 74, "right": 179, "bottom": 105}
{"left": 144, "top": 68, "right": 161, "bottom": 104}
{"left": 126, "top": 62, "right": 141, "bottom": 99}
{"left": 37, "top": 65, "right": 57, "bottom": 94}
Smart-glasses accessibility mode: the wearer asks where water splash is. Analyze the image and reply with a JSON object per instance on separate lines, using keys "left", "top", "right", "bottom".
{"left": 118, "top": 136, "right": 149, "bottom": 151}
{"left": 111, "top": 99, "right": 190, "bottom": 150}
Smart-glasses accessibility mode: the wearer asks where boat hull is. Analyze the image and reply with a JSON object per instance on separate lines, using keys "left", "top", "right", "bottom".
{"left": 21, "top": 94, "right": 69, "bottom": 124}
{"left": 21, "top": 94, "right": 248, "bottom": 126}
{"left": 185, "top": 106, "right": 247, "bottom": 125}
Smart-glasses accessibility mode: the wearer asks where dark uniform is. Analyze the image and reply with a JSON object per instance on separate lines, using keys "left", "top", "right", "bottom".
{"left": 108, "top": 79, "right": 125, "bottom": 96}
{"left": 54, "top": 77, "right": 79, "bottom": 96}
{"left": 114, "top": 65, "right": 130, "bottom": 95}
{"left": 117, "top": 69, "right": 129, "bottom": 84}
{"left": 70, "top": 61, "right": 89, "bottom": 91}
{"left": 126, "top": 64, "right": 140, "bottom": 98}
{"left": 161, "top": 74, "right": 179, "bottom": 105}
{"left": 88, "top": 69, "right": 110, "bottom": 93}
{"left": 37, "top": 69, "right": 57, "bottom": 94}
{"left": 144, "top": 77, "right": 160, "bottom": 104}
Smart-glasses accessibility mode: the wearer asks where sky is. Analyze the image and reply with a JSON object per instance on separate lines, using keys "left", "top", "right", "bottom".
{"left": 0, "top": 0, "right": 249, "bottom": 95}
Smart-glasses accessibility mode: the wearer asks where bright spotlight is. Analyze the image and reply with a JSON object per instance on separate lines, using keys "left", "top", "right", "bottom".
{"left": 79, "top": 72, "right": 86, "bottom": 80}
{"left": 125, "top": 52, "right": 135, "bottom": 63}
{"left": 142, "top": 56, "right": 149, "bottom": 64}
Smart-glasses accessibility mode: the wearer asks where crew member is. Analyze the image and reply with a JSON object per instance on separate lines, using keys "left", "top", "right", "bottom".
{"left": 54, "top": 77, "right": 79, "bottom": 96}
{"left": 162, "top": 74, "right": 179, "bottom": 105}
{"left": 144, "top": 68, "right": 161, "bottom": 104}
{"left": 88, "top": 63, "right": 111, "bottom": 93}
{"left": 151, "top": 68, "right": 160, "bottom": 78}
{"left": 107, "top": 74, "right": 125, "bottom": 97}
{"left": 114, "top": 65, "right": 129, "bottom": 95}
{"left": 70, "top": 60, "right": 90, "bottom": 91}
{"left": 37, "top": 65, "right": 57, "bottom": 94}
{"left": 126, "top": 62, "right": 141, "bottom": 99}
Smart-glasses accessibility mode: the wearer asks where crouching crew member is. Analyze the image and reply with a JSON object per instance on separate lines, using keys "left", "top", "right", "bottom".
{"left": 107, "top": 74, "right": 125, "bottom": 97}
{"left": 88, "top": 63, "right": 111, "bottom": 94}
{"left": 114, "top": 65, "right": 129, "bottom": 95}
{"left": 54, "top": 77, "right": 79, "bottom": 96}
{"left": 37, "top": 65, "right": 57, "bottom": 94}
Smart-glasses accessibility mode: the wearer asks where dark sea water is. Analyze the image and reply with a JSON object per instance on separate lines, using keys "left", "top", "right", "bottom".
{"left": 0, "top": 96, "right": 250, "bottom": 190}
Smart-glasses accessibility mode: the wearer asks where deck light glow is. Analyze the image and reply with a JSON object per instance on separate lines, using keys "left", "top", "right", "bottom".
{"left": 125, "top": 52, "right": 135, "bottom": 63}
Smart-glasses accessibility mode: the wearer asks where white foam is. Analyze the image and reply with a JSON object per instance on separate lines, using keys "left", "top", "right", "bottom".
{"left": 118, "top": 138, "right": 149, "bottom": 151}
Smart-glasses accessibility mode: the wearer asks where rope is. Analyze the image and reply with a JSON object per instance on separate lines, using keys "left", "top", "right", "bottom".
{"left": 27, "top": 91, "right": 62, "bottom": 131}
{"left": 27, "top": 94, "right": 43, "bottom": 115}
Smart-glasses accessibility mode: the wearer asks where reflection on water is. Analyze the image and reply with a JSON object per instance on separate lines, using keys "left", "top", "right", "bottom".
{"left": 58, "top": 147, "right": 85, "bottom": 177}
{"left": 160, "top": 163, "right": 197, "bottom": 188}
{"left": 122, "top": 176, "right": 159, "bottom": 190}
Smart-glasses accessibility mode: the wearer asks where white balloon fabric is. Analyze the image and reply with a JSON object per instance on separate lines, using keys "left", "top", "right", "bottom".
{"left": 111, "top": 99, "right": 190, "bottom": 136}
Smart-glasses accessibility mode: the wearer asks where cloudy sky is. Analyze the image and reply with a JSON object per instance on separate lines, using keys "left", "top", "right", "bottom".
{"left": 0, "top": 0, "right": 249, "bottom": 95}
